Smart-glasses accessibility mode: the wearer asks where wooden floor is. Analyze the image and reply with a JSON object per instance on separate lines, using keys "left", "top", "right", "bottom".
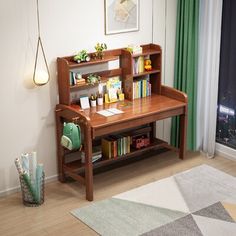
{"left": 0, "top": 151, "right": 235, "bottom": 236}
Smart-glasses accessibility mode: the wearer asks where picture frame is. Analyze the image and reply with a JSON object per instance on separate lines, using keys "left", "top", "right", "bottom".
{"left": 105, "top": 0, "right": 139, "bottom": 35}
{"left": 80, "top": 95, "right": 90, "bottom": 109}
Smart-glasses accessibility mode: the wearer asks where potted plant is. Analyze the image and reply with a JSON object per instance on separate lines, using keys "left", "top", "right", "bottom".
{"left": 87, "top": 74, "right": 101, "bottom": 85}
{"left": 94, "top": 43, "right": 107, "bottom": 60}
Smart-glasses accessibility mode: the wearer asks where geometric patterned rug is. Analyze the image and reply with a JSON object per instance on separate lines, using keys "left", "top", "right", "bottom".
{"left": 71, "top": 164, "right": 236, "bottom": 236}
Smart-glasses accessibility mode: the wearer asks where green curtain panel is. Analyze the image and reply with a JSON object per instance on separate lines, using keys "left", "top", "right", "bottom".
{"left": 171, "top": 0, "right": 199, "bottom": 150}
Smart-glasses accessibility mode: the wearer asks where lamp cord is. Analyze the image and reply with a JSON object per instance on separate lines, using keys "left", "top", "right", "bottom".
{"left": 33, "top": 0, "right": 50, "bottom": 85}
{"left": 36, "top": 0, "right": 41, "bottom": 37}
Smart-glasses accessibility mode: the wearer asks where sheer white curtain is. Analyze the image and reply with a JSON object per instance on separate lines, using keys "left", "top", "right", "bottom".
{"left": 197, "top": 0, "right": 223, "bottom": 158}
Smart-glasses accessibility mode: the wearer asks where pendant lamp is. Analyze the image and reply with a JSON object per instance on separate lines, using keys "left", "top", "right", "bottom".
{"left": 33, "top": 0, "right": 50, "bottom": 86}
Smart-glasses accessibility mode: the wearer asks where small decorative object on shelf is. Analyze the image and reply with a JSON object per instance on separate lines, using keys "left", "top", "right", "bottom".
{"left": 127, "top": 44, "right": 142, "bottom": 55}
{"left": 97, "top": 93, "right": 103, "bottom": 105}
{"left": 144, "top": 59, "right": 152, "bottom": 71}
{"left": 94, "top": 43, "right": 107, "bottom": 59}
{"left": 132, "top": 135, "right": 150, "bottom": 149}
{"left": 90, "top": 94, "right": 97, "bottom": 107}
{"left": 87, "top": 74, "right": 101, "bottom": 85}
{"left": 74, "top": 50, "right": 91, "bottom": 63}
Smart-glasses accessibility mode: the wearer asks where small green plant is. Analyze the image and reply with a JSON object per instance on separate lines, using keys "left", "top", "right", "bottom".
{"left": 87, "top": 74, "right": 101, "bottom": 85}
{"left": 94, "top": 43, "right": 107, "bottom": 59}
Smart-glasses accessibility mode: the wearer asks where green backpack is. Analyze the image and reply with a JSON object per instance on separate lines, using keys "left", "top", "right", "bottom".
{"left": 61, "top": 122, "right": 81, "bottom": 150}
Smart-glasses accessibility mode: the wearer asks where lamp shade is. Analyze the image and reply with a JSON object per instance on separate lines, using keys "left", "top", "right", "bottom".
{"left": 33, "top": 70, "right": 49, "bottom": 86}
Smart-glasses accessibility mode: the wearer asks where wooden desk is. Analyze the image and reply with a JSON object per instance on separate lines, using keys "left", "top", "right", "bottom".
{"left": 55, "top": 85, "right": 187, "bottom": 201}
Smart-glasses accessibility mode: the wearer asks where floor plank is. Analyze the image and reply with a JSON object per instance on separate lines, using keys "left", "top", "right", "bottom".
{"left": 0, "top": 151, "right": 235, "bottom": 236}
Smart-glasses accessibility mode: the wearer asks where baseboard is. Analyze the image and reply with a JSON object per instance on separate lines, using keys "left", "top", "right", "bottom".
{"left": 215, "top": 142, "right": 236, "bottom": 161}
{"left": 0, "top": 174, "right": 58, "bottom": 198}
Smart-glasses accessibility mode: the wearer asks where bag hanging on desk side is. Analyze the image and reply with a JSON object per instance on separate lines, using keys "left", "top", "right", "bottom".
{"left": 61, "top": 122, "right": 81, "bottom": 150}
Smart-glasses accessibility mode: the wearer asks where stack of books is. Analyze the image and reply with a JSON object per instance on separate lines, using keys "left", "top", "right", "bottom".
{"left": 81, "top": 146, "right": 102, "bottom": 163}
{"left": 76, "top": 78, "right": 86, "bottom": 85}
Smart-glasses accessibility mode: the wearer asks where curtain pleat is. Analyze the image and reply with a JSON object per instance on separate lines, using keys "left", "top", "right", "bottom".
{"left": 171, "top": 0, "right": 199, "bottom": 150}
{"left": 196, "top": 0, "right": 223, "bottom": 157}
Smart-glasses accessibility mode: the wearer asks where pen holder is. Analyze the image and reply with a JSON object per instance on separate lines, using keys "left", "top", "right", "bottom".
{"left": 90, "top": 100, "right": 96, "bottom": 107}
{"left": 19, "top": 172, "right": 45, "bottom": 207}
{"left": 97, "top": 97, "right": 103, "bottom": 106}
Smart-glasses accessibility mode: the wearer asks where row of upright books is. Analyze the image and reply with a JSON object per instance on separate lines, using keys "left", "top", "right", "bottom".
{"left": 133, "top": 78, "right": 151, "bottom": 99}
{"left": 102, "top": 135, "right": 132, "bottom": 159}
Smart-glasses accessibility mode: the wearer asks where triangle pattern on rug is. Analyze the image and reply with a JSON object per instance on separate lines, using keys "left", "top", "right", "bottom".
{"left": 114, "top": 176, "right": 190, "bottom": 213}
{"left": 173, "top": 164, "right": 236, "bottom": 212}
{"left": 71, "top": 198, "right": 188, "bottom": 236}
{"left": 141, "top": 214, "right": 203, "bottom": 236}
{"left": 193, "top": 202, "right": 234, "bottom": 223}
{"left": 193, "top": 214, "right": 236, "bottom": 236}
{"left": 222, "top": 202, "right": 236, "bottom": 222}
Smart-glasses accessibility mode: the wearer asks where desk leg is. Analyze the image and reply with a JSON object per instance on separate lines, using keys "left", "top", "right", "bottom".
{"left": 150, "top": 122, "right": 156, "bottom": 139}
{"left": 55, "top": 111, "right": 66, "bottom": 182}
{"left": 84, "top": 126, "right": 93, "bottom": 201}
{"left": 179, "top": 113, "right": 187, "bottom": 159}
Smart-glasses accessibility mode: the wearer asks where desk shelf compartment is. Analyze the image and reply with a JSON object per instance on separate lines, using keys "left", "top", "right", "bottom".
{"left": 57, "top": 51, "right": 121, "bottom": 105}
{"left": 121, "top": 44, "right": 162, "bottom": 100}
{"left": 63, "top": 138, "right": 166, "bottom": 174}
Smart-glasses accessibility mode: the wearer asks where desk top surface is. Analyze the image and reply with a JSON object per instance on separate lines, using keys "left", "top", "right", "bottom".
{"left": 70, "top": 94, "right": 187, "bottom": 129}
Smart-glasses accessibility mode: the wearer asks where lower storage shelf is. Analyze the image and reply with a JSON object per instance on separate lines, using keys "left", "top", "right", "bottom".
{"left": 63, "top": 138, "right": 167, "bottom": 174}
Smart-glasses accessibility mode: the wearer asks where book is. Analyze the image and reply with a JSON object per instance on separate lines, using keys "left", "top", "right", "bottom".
{"left": 81, "top": 154, "right": 102, "bottom": 163}
{"left": 106, "top": 77, "right": 122, "bottom": 102}
{"left": 133, "top": 58, "right": 139, "bottom": 74}
{"left": 138, "top": 56, "right": 144, "bottom": 73}
{"left": 109, "top": 137, "right": 118, "bottom": 159}
{"left": 102, "top": 138, "right": 112, "bottom": 159}
{"left": 76, "top": 78, "right": 86, "bottom": 85}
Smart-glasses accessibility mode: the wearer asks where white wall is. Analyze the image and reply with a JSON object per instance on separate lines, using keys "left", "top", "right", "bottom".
{"left": 153, "top": 0, "right": 177, "bottom": 142}
{"left": 0, "top": 0, "right": 177, "bottom": 195}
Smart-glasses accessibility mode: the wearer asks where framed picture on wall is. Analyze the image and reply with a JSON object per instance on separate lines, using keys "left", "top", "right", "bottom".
{"left": 105, "top": 0, "right": 139, "bottom": 35}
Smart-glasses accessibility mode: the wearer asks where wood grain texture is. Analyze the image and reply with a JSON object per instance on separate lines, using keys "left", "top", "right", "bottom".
{"left": 70, "top": 94, "right": 186, "bottom": 131}
{"left": 0, "top": 152, "right": 235, "bottom": 236}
